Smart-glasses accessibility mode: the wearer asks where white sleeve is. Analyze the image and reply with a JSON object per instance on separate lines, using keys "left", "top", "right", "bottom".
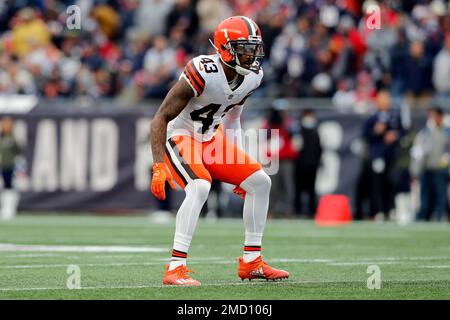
{"left": 223, "top": 105, "right": 243, "bottom": 150}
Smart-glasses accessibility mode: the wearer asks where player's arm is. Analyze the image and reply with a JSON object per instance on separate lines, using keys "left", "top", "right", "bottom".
{"left": 150, "top": 77, "right": 194, "bottom": 200}
{"left": 150, "top": 77, "right": 194, "bottom": 163}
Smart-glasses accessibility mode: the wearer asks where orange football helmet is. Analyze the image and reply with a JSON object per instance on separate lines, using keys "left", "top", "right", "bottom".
{"left": 212, "top": 16, "right": 264, "bottom": 75}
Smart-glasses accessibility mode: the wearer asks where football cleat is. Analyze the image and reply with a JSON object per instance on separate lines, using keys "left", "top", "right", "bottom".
{"left": 238, "top": 256, "right": 289, "bottom": 281}
{"left": 162, "top": 265, "right": 201, "bottom": 286}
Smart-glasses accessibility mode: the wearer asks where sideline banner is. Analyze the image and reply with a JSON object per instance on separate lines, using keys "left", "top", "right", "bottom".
{"left": 3, "top": 106, "right": 425, "bottom": 212}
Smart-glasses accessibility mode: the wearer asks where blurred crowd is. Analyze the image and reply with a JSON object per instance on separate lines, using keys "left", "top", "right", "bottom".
{"left": 353, "top": 90, "right": 450, "bottom": 223}
{"left": 1, "top": 0, "right": 450, "bottom": 222}
{"left": 0, "top": 0, "right": 449, "bottom": 110}
{"left": 262, "top": 90, "right": 450, "bottom": 223}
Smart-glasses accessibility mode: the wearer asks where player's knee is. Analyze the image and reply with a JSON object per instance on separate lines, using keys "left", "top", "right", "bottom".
{"left": 186, "top": 179, "right": 211, "bottom": 203}
{"left": 257, "top": 170, "right": 272, "bottom": 193}
{"left": 240, "top": 170, "right": 271, "bottom": 195}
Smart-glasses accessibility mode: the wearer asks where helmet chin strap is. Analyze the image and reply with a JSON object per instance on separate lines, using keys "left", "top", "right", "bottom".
{"left": 234, "top": 59, "right": 252, "bottom": 76}
{"left": 222, "top": 59, "right": 251, "bottom": 76}
{"left": 209, "top": 38, "right": 251, "bottom": 76}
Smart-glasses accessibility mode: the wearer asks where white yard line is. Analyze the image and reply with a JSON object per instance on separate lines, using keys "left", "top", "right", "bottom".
{"left": 1, "top": 244, "right": 449, "bottom": 265}
{"left": 351, "top": 256, "right": 450, "bottom": 262}
{"left": 270, "top": 258, "right": 334, "bottom": 263}
{"left": 2, "top": 256, "right": 450, "bottom": 269}
{"left": 0, "top": 244, "right": 168, "bottom": 253}
{"left": 0, "top": 253, "right": 62, "bottom": 258}
{"left": 419, "top": 265, "right": 450, "bottom": 269}
{"left": 328, "top": 262, "right": 400, "bottom": 266}
{"left": 0, "top": 262, "right": 165, "bottom": 269}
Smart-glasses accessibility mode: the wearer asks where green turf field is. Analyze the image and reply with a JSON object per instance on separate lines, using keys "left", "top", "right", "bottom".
{"left": 0, "top": 215, "right": 449, "bottom": 299}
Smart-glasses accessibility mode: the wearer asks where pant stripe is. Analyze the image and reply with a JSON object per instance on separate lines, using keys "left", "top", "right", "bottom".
{"left": 165, "top": 141, "right": 192, "bottom": 184}
{"left": 168, "top": 139, "right": 199, "bottom": 180}
{"left": 165, "top": 145, "right": 188, "bottom": 186}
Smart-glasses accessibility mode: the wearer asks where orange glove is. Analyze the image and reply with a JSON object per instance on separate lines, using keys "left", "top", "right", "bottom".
{"left": 151, "top": 162, "right": 176, "bottom": 200}
{"left": 232, "top": 186, "right": 246, "bottom": 200}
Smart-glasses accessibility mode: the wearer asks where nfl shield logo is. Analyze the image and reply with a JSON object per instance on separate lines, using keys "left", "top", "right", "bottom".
{"left": 228, "top": 94, "right": 234, "bottom": 100}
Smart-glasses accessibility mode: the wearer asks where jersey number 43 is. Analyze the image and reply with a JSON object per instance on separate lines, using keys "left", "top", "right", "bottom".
{"left": 190, "top": 103, "right": 239, "bottom": 134}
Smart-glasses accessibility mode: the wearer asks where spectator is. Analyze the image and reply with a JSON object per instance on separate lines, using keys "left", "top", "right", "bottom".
{"left": 353, "top": 70, "right": 377, "bottom": 114}
{"left": 433, "top": 33, "right": 450, "bottom": 105}
{"left": 90, "top": 4, "right": 121, "bottom": 40}
{"left": 43, "top": 65, "right": 70, "bottom": 98}
{"left": 0, "top": 116, "right": 22, "bottom": 220}
{"left": 143, "top": 36, "right": 177, "bottom": 98}
{"left": 270, "top": 20, "right": 308, "bottom": 97}
{"left": 363, "top": 90, "right": 404, "bottom": 221}
{"left": 11, "top": 7, "right": 50, "bottom": 58}
{"left": 394, "top": 126, "right": 417, "bottom": 225}
{"left": 231, "top": 0, "right": 264, "bottom": 19}
{"left": 135, "top": 0, "right": 174, "bottom": 38}
{"left": 166, "top": 0, "right": 199, "bottom": 40}
{"left": 410, "top": 107, "right": 450, "bottom": 221}
{"left": 361, "top": 4, "right": 396, "bottom": 90}
{"left": 390, "top": 28, "right": 410, "bottom": 96}
{"left": 58, "top": 37, "right": 81, "bottom": 83}
{"left": 122, "top": 30, "right": 150, "bottom": 73}
{"left": 117, "top": 69, "right": 147, "bottom": 104}
{"left": 74, "top": 63, "right": 98, "bottom": 99}
{"left": 117, "top": 0, "right": 140, "bottom": 39}
{"left": 330, "top": 15, "right": 367, "bottom": 82}
{"left": 196, "top": 0, "right": 232, "bottom": 33}
{"left": 255, "top": 6, "right": 286, "bottom": 61}
{"left": 353, "top": 137, "right": 373, "bottom": 220}
{"left": 263, "top": 100, "right": 299, "bottom": 217}
{"left": 332, "top": 78, "right": 356, "bottom": 112}
{"left": 0, "top": 53, "right": 36, "bottom": 94}
{"left": 294, "top": 109, "right": 322, "bottom": 218}
{"left": 404, "top": 40, "right": 434, "bottom": 108}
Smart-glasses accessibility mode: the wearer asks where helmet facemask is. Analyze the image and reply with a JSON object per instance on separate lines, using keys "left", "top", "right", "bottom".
{"left": 229, "top": 38, "right": 265, "bottom": 75}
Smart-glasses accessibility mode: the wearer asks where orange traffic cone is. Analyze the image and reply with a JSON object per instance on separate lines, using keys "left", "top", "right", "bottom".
{"left": 315, "top": 194, "right": 352, "bottom": 226}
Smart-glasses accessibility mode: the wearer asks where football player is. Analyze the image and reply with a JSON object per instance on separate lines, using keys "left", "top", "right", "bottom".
{"left": 150, "top": 16, "right": 289, "bottom": 286}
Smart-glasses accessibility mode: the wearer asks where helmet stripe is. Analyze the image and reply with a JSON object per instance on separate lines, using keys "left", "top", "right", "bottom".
{"left": 247, "top": 17, "right": 259, "bottom": 36}
{"left": 239, "top": 16, "right": 255, "bottom": 36}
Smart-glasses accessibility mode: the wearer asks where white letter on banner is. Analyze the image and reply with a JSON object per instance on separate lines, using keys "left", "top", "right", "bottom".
{"left": 11, "top": 120, "right": 29, "bottom": 191}
{"left": 31, "top": 120, "right": 58, "bottom": 191}
{"left": 60, "top": 119, "right": 88, "bottom": 191}
{"left": 316, "top": 121, "right": 342, "bottom": 194}
{"left": 135, "top": 118, "right": 152, "bottom": 191}
{"left": 90, "top": 119, "right": 118, "bottom": 191}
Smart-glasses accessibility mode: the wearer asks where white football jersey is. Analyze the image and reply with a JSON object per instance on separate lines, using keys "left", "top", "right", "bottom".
{"left": 167, "top": 54, "right": 263, "bottom": 142}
